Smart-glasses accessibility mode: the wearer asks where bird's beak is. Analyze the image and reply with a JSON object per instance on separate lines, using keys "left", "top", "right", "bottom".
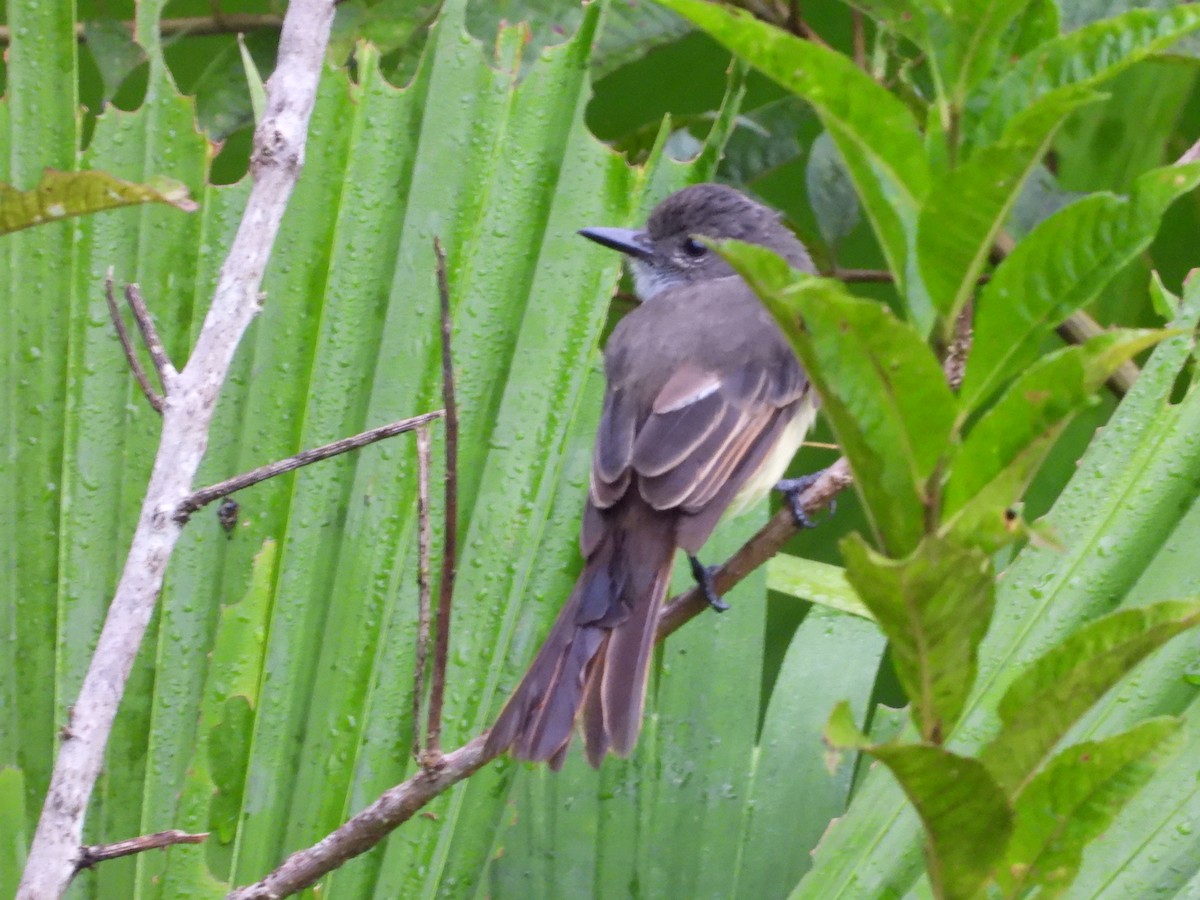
{"left": 577, "top": 226, "right": 654, "bottom": 261}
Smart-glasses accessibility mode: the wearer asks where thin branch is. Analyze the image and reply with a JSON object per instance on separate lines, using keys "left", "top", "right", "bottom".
{"left": 16, "top": 3, "right": 336, "bottom": 896}
{"left": 75, "top": 830, "right": 207, "bottom": 872}
{"left": 944, "top": 305, "right": 973, "bottom": 392}
{"left": 852, "top": 9, "right": 867, "bottom": 71}
{"left": 176, "top": 411, "right": 444, "bottom": 521}
{"left": 0, "top": 14, "right": 284, "bottom": 46}
{"left": 412, "top": 424, "right": 435, "bottom": 762}
{"left": 425, "top": 238, "right": 459, "bottom": 761}
{"left": 124, "top": 283, "right": 175, "bottom": 387}
{"left": 227, "top": 464, "right": 852, "bottom": 899}
{"left": 104, "top": 269, "right": 163, "bottom": 413}
{"left": 835, "top": 268, "right": 896, "bottom": 283}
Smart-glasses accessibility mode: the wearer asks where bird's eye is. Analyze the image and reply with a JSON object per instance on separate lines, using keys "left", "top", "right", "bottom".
{"left": 682, "top": 237, "right": 708, "bottom": 258}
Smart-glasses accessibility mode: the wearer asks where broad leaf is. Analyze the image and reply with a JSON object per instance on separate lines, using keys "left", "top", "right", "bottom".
{"left": 656, "top": 0, "right": 930, "bottom": 309}
{"left": 721, "top": 241, "right": 955, "bottom": 556}
{"left": 981, "top": 600, "right": 1200, "bottom": 796}
{"left": 967, "top": 5, "right": 1200, "bottom": 146}
{"left": 805, "top": 130, "right": 860, "bottom": 249}
{"left": 917, "top": 87, "right": 1100, "bottom": 334}
{"left": 960, "top": 162, "right": 1200, "bottom": 411}
{"left": 824, "top": 702, "right": 1013, "bottom": 900}
{"left": 999, "top": 716, "right": 1182, "bottom": 897}
{"left": 943, "top": 328, "right": 1171, "bottom": 551}
{"left": 841, "top": 535, "right": 994, "bottom": 743}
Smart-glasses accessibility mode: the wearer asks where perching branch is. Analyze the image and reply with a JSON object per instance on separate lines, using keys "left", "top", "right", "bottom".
{"left": 176, "top": 410, "right": 444, "bottom": 520}
{"left": 0, "top": 13, "right": 285, "bottom": 46}
{"left": 75, "top": 830, "right": 208, "bottom": 873}
{"left": 226, "top": 465, "right": 852, "bottom": 899}
{"left": 16, "top": 3, "right": 336, "bottom": 897}
{"left": 104, "top": 269, "right": 163, "bottom": 413}
{"left": 425, "top": 238, "right": 460, "bottom": 761}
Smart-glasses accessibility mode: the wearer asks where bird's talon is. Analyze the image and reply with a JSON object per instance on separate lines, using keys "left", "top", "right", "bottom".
{"left": 776, "top": 469, "right": 830, "bottom": 529}
{"left": 688, "top": 555, "right": 729, "bottom": 612}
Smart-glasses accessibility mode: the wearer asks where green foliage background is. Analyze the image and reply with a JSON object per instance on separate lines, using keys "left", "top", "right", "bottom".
{"left": 2, "top": 0, "right": 1199, "bottom": 897}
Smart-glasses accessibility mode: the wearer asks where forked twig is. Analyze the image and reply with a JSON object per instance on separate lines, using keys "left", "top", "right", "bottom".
{"left": 176, "top": 411, "right": 444, "bottom": 521}
{"left": 124, "top": 283, "right": 175, "bottom": 387}
{"left": 104, "top": 270, "right": 163, "bottom": 413}
{"left": 75, "top": 830, "right": 207, "bottom": 872}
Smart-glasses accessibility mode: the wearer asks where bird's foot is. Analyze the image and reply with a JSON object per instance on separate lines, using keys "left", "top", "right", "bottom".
{"left": 688, "top": 554, "right": 729, "bottom": 612}
{"left": 776, "top": 469, "right": 835, "bottom": 529}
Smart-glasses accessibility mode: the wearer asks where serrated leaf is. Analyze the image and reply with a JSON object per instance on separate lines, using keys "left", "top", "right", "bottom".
{"left": 720, "top": 241, "right": 955, "bottom": 555}
{"left": 0, "top": 168, "right": 197, "bottom": 234}
{"left": 999, "top": 717, "right": 1182, "bottom": 897}
{"left": 982, "top": 600, "right": 1200, "bottom": 796}
{"left": 961, "top": 162, "right": 1200, "bottom": 411}
{"left": 841, "top": 534, "right": 994, "bottom": 743}
{"left": 943, "top": 329, "right": 1172, "bottom": 550}
{"left": 656, "top": 0, "right": 929, "bottom": 311}
{"left": 767, "top": 553, "right": 875, "bottom": 621}
{"left": 968, "top": 5, "right": 1200, "bottom": 146}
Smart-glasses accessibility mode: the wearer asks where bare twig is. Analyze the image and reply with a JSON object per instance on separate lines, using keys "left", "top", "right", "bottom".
{"left": 124, "top": 284, "right": 175, "bottom": 387}
{"left": 104, "top": 269, "right": 163, "bottom": 413}
{"left": 176, "top": 411, "right": 444, "bottom": 520}
{"left": 852, "top": 9, "right": 867, "bottom": 71}
{"left": 0, "top": 14, "right": 284, "bottom": 46}
{"left": 835, "top": 268, "right": 895, "bottom": 283}
{"left": 425, "top": 238, "right": 459, "bottom": 761}
{"left": 227, "top": 465, "right": 852, "bottom": 899}
{"left": 1056, "top": 313, "right": 1139, "bottom": 395}
{"left": 412, "top": 424, "right": 435, "bottom": 762}
{"left": 17, "top": 3, "right": 336, "bottom": 896}
{"left": 75, "top": 830, "right": 207, "bottom": 872}
{"left": 944, "top": 305, "right": 973, "bottom": 392}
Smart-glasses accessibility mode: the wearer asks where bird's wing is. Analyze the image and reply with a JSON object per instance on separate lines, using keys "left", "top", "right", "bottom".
{"left": 589, "top": 355, "right": 808, "bottom": 518}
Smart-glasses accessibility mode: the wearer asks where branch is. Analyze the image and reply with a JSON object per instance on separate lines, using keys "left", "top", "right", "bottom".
{"left": 16, "top": 3, "right": 336, "bottom": 897}
{"left": 104, "top": 269, "right": 163, "bottom": 413}
{"left": 75, "top": 830, "right": 207, "bottom": 873}
{"left": 125, "top": 283, "right": 175, "bottom": 388}
{"left": 227, "top": 465, "right": 852, "bottom": 898}
{"left": 425, "top": 238, "right": 459, "bottom": 760}
{"left": 176, "top": 411, "right": 444, "bottom": 520}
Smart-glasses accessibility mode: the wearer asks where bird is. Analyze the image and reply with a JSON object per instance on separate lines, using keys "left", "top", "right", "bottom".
{"left": 485, "top": 183, "right": 818, "bottom": 769}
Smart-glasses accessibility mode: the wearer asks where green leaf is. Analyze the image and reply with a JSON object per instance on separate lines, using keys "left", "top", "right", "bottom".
{"left": 237, "top": 34, "right": 267, "bottom": 126}
{"left": 960, "top": 162, "right": 1200, "bottom": 411}
{"left": 0, "top": 767, "right": 26, "bottom": 900}
{"left": 981, "top": 600, "right": 1200, "bottom": 796}
{"left": 943, "top": 329, "right": 1172, "bottom": 551}
{"left": 0, "top": 168, "right": 197, "bottom": 235}
{"left": 999, "top": 717, "right": 1183, "bottom": 898}
{"left": 824, "top": 701, "right": 1013, "bottom": 900}
{"left": 968, "top": 5, "right": 1200, "bottom": 146}
{"left": 721, "top": 242, "right": 954, "bottom": 555}
{"left": 917, "top": 86, "right": 1100, "bottom": 334}
{"left": 767, "top": 553, "right": 875, "bottom": 621}
{"left": 841, "top": 534, "right": 994, "bottom": 743}
{"left": 806, "top": 130, "right": 861, "bottom": 249}
{"left": 655, "top": 0, "right": 929, "bottom": 307}
{"left": 82, "top": 19, "right": 146, "bottom": 103}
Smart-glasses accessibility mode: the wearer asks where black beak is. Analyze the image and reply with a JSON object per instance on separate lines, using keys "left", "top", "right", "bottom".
{"left": 577, "top": 226, "right": 653, "bottom": 261}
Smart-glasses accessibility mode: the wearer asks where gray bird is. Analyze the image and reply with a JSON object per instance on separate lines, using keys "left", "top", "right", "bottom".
{"left": 486, "top": 183, "right": 817, "bottom": 769}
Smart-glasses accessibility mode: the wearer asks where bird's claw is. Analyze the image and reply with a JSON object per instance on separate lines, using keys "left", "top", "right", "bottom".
{"left": 688, "top": 554, "right": 729, "bottom": 612}
{"left": 776, "top": 469, "right": 833, "bottom": 529}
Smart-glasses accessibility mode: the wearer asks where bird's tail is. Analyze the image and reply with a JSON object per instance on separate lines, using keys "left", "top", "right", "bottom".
{"left": 485, "top": 504, "right": 675, "bottom": 769}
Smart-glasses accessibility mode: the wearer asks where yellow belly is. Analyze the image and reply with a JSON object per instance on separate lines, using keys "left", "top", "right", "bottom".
{"left": 725, "top": 395, "right": 817, "bottom": 520}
